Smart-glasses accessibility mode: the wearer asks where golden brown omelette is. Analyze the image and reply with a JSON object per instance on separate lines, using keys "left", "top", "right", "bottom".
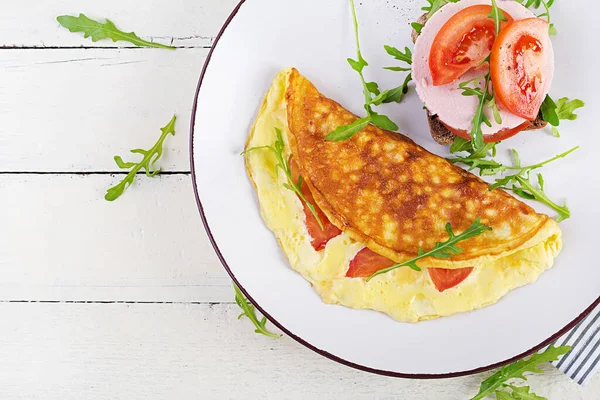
{"left": 244, "top": 68, "right": 561, "bottom": 322}
{"left": 285, "top": 68, "right": 550, "bottom": 268}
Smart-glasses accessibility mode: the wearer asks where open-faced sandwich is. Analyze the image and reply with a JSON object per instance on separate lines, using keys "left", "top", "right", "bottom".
{"left": 412, "top": 0, "right": 552, "bottom": 144}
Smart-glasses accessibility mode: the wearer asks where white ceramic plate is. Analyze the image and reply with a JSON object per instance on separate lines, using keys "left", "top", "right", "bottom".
{"left": 191, "top": 0, "right": 600, "bottom": 377}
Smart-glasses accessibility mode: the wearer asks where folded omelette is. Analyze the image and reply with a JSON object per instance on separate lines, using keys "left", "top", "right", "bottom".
{"left": 244, "top": 68, "right": 561, "bottom": 323}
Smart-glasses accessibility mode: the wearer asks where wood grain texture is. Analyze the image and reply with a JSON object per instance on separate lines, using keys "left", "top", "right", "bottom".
{"left": 0, "top": 49, "right": 206, "bottom": 172}
{"left": 1, "top": 0, "right": 598, "bottom": 396}
{"left": 0, "top": 174, "right": 230, "bottom": 302}
{"left": 0, "top": 302, "right": 597, "bottom": 400}
{"left": 0, "top": 0, "right": 239, "bottom": 48}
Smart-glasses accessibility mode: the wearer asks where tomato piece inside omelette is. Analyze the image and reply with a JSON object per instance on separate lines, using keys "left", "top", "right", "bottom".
{"left": 428, "top": 267, "right": 474, "bottom": 292}
{"left": 346, "top": 248, "right": 396, "bottom": 278}
{"left": 347, "top": 248, "right": 473, "bottom": 292}
{"left": 289, "top": 156, "right": 341, "bottom": 250}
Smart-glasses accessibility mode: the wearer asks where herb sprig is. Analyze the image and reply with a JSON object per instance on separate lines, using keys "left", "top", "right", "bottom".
{"left": 382, "top": 46, "right": 414, "bottom": 104}
{"left": 57, "top": 14, "right": 176, "bottom": 49}
{"left": 449, "top": 143, "right": 578, "bottom": 177}
{"left": 516, "top": 0, "right": 556, "bottom": 34}
{"left": 244, "top": 128, "right": 325, "bottom": 230}
{"left": 540, "top": 95, "right": 585, "bottom": 137}
{"left": 367, "top": 218, "right": 492, "bottom": 281}
{"left": 470, "top": 345, "right": 571, "bottom": 400}
{"left": 326, "top": 0, "right": 400, "bottom": 142}
{"left": 457, "top": 0, "right": 507, "bottom": 152}
{"left": 488, "top": 148, "right": 578, "bottom": 222}
{"left": 234, "top": 283, "right": 281, "bottom": 338}
{"left": 105, "top": 115, "right": 176, "bottom": 201}
{"left": 421, "top": 0, "right": 460, "bottom": 18}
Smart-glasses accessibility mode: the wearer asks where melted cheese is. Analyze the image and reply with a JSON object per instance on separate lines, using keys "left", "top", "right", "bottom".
{"left": 245, "top": 69, "right": 562, "bottom": 323}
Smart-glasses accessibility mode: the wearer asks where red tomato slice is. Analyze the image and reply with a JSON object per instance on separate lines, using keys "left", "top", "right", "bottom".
{"left": 490, "top": 18, "right": 550, "bottom": 120}
{"left": 428, "top": 267, "right": 474, "bottom": 292}
{"left": 347, "top": 249, "right": 473, "bottom": 292}
{"left": 346, "top": 248, "right": 396, "bottom": 278}
{"left": 441, "top": 120, "right": 532, "bottom": 143}
{"left": 289, "top": 157, "right": 341, "bottom": 251}
{"left": 429, "top": 5, "right": 514, "bottom": 86}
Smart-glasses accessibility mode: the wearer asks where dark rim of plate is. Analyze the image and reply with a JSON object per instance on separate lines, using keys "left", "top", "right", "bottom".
{"left": 189, "top": 0, "right": 600, "bottom": 379}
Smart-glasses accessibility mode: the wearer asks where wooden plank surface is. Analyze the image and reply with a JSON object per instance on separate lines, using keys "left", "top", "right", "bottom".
{"left": 0, "top": 49, "right": 205, "bottom": 173}
{"left": 0, "top": 0, "right": 239, "bottom": 48}
{"left": 0, "top": 302, "right": 598, "bottom": 400}
{"left": 0, "top": 174, "right": 230, "bottom": 302}
{"left": 1, "top": 0, "right": 598, "bottom": 397}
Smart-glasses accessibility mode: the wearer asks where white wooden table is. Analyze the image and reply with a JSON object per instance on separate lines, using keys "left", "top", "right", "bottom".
{"left": 0, "top": 1, "right": 598, "bottom": 399}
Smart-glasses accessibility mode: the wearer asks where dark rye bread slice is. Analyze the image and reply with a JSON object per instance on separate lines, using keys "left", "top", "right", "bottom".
{"left": 412, "top": 14, "right": 548, "bottom": 145}
{"left": 427, "top": 110, "right": 548, "bottom": 145}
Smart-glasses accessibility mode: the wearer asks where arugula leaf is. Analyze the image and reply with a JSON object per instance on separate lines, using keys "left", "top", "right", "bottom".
{"left": 507, "top": 172, "right": 571, "bottom": 222}
{"left": 454, "top": 0, "right": 510, "bottom": 151}
{"left": 495, "top": 391, "right": 518, "bottom": 400}
{"left": 502, "top": 385, "right": 547, "bottom": 400}
{"left": 382, "top": 73, "right": 413, "bottom": 104}
{"left": 383, "top": 66, "right": 412, "bottom": 72}
{"left": 105, "top": 115, "right": 176, "bottom": 201}
{"left": 449, "top": 156, "right": 506, "bottom": 176}
{"left": 370, "top": 113, "right": 399, "bottom": 131}
{"left": 470, "top": 345, "right": 570, "bottom": 400}
{"left": 326, "top": 0, "right": 400, "bottom": 141}
{"left": 488, "top": 147, "right": 579, "bottom": 222}
{"left": 326, "top": 117, "right": 371, "bottom": 141}
{"left": 57, "top": 14, "right": 175, "bottom": 50}
{"left": 449, "top": 136, "right": 476, "bottom": 154}
{"left": 540, "top": 95, "right": 584, "bottom": 136}
{"left": 384, "top": 46, "right": 413, "bottom": 65}
{"left": 421, "top": 0, "right": 460, "bottom": 18}
{"left": 556, "top": 97, "right": 585, "bottom": 121}
{"left": 244, "top": 128, "right": 325, "bottom": 230}
{"left": 382, "top": 45, "right": 413, "bottom": 104}
{"left": 458, "top": 70, "right": 496, "bottom": 152}
{"left": 367, "top": 218, "right": 492, "bottom": 281}
{"left": 540, "top": 95, "right": 559, "bottom": 127}
{"left": 234, "top": 283, "right": 281, "bottom": 338}
{"left": 366, "top": 82, "right": 381, "bottom": 96}
{"left": 448, "top": 137, "right": 503, "bottom": 175}
{"left": 489, "top": 0, "right": 508, "bottom": 35}
{"left": 411, "top": 22, "right": 424, "bottom": 34}
{"left": 515, "top": 0, "right": 556, "bottom": 34}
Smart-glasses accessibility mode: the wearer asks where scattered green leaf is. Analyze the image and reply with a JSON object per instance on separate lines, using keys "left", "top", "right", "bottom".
{"left": 540, "top": 95, "right": 559, "bottom": 127}
{"left": 470, "top": 345, "right": 570, "bottom": 400}
{"left": 367, "top": 218, "right": 492, "bottom": 281}
{"left": 556, "top": 97, "right": 585, "bottom": 121}
{"left": 502, "top": 385, "right": 547, "bottom": 400}
{"left": 540, "top": 95, "right": 584, "bottom": 137}
{"left": 370, "top": 113, "right": 399, "bottom": 131}
{"left": 234, "top": 283, "right": 281, "bottom": 338}
{"left": 411, "top": 22, "right": 424, "bottom": 34}
{"left": 489, "top": 147, "right": 579, "bottom": 222}
{"left": 515, "top": 0, "right": 556, "bottom": 34}
{"left": 382, "top": 73, "right": 412, "bottom": 104}
{"left": 384, "top": 45, "right": 413, "bottom": 65}
{"left": 421, "top": 0, "right": 460, "bottom": 18}
{"left": 326, "top": 117, "right": 372, "bottom": 142}
{"left": 105, "top": 115, "right": 176, "bottom": 201}
{"left": 244, "top": 128, "right": 325, "bottom": 230}
{"left": 489, "top": 0, "right": 508, "bottom": 35}
{"left": 326, "top": 0, "right": 400, "bottom": 141}
{"left": 57, "top": 14, "right": 175, "bottom": 49}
